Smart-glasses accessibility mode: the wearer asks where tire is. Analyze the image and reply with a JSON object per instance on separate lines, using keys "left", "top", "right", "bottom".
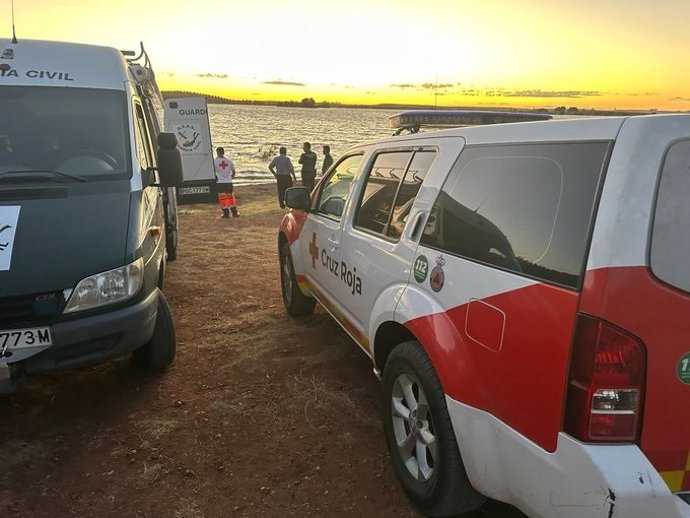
{"left": 134, "top": 291, "right": 176, "bottom": 372}
{"left": 382, "top": 341, "right": 486, "bottom": 517}
{"left": 166, "top": 232, "right": 177, "bottom": 262}
{"left": 164, "top": 187, "right": 178, "bottom": 262}
{"left": 158, "top": 258, "right": 166, "bottom": 290}
{"left": 279, "top": 240, "right": 315, "bottom": 316}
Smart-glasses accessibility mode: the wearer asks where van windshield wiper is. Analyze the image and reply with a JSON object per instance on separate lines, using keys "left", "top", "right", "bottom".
{"left": 0, "top": 169, "right": 87, "bottom": 183}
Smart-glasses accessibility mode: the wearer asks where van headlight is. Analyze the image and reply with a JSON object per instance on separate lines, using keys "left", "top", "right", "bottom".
{"left": 64, "top": 258, "right": 144, "bottom": 313}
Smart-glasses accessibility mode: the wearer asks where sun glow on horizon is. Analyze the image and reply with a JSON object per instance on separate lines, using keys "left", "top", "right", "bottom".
{"left": 5, "top": 0, "right": 690, "bottom": 111}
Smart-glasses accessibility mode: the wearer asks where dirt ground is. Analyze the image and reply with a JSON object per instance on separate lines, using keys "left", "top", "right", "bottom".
{"left": 0, "top": 184, "right": 526, "bottom": 518}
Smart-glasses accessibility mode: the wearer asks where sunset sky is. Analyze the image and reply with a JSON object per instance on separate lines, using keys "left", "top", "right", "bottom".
{"left": 5, "top": 0, "right": 690, "bottom": 110}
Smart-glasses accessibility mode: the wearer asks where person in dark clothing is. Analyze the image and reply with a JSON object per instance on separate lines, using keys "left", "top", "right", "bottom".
{"left": 269, "top": 146, "right": 296, "bottom": 209}
{"left": 321, "top": 144, "right": 333, "bottom": 174}
{"left": 298, "top": 141, "right": 317, "bottom": 191}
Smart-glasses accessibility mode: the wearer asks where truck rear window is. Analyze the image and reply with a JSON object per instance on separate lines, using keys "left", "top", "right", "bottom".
{"left": 651, "top": 139, "right": 690, "bottom": 292}
{"left": 421, "top": 141, "right": 610, "bottom": 289}
{"left": 0, "top": 86, "right": 129, "bottom": 179}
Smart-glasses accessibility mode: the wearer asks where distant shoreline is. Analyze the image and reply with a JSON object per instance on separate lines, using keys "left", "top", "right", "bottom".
{"left": 161, "top": 90, "right": 673, "bottom": 118}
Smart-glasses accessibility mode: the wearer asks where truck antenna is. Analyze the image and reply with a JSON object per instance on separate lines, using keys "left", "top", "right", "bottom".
{"left": 11, "top": 0, "right": 18, "bottom": 43}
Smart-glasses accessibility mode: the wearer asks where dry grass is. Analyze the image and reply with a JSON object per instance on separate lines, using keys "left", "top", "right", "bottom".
{"left": 0, "top": 183, "right": 524, "bottom": 518}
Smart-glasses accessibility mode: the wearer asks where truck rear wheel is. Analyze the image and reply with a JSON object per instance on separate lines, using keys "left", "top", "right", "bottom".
{"left": 280, "top": 240, "right": 315, "bottom": 316}
{"left": 134, "top": 291, "right": 176, "bottom": 372}
{"left": 382, "top": 341, "right": 485, "bottom": 516}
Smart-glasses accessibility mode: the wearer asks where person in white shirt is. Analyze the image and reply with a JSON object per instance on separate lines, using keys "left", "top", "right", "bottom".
{"left": 214, "top": 147, "right": 239, "bottom": 218}
{"left": 268, "top": 146, "right": 296, "bottom": 209}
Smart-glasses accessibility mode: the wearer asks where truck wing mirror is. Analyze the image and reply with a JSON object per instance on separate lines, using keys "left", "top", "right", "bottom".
{"left": 156, "top": 132, "right": 184, "bottom": 187}
{"left": 285, "top": 187, "right": 312, "bottom": 210}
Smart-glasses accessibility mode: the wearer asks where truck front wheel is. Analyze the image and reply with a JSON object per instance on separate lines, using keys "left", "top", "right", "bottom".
{"left": 134, "top": 291, "right": 176, "bottom": 372}
{"left": 280, "top": 241, "right": 315, "bottom": 316}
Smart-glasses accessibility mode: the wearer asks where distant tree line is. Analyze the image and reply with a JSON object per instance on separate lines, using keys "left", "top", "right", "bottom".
{"left": 160, "top": 91, "right": 657, "bottom": 116}
{"left": 553, "top": 106, "right": 581, "bottom": 114}
{"left": 162, "top": 91, "right": 331, "bottom": 109}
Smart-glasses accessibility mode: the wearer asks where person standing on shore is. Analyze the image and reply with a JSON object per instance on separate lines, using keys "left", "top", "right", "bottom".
{"left": 298, "top": 142, "right": 318, "bottom": 191}
{"left": 321, "top": 144, "right": 333, "bottom": 175}
{"left": 269, "top": 146, "right": 296, "bottom": 209}
{"left": 214, "top": 147, "right": 239, "bottom": 218}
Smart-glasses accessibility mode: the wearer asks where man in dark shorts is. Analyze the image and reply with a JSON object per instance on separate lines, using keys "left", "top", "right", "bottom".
{"left": 269, "top": 146, "right": 296, "bottom": 209}
{"left": 298, "top": 142, "right": 317, "bottom": 191}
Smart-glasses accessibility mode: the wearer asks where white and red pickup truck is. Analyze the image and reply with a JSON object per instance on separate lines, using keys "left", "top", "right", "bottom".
{"left": 278, "top": 113, "right": 690, "bottom": 518}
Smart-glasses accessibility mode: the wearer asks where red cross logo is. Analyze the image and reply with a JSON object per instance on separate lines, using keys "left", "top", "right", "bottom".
{"left": 218, "top": 160, "right": 228, "bottom": 170}
{"left": 309, "top": 232, "right": 319, "bottom": 269}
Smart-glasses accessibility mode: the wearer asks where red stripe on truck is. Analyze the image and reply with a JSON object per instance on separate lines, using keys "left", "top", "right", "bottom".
{"left": 404, "top": 282, "right": 578, "bottom": 452}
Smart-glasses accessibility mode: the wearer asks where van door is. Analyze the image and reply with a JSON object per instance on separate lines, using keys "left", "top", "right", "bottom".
{"left": 133, "top": 102, "right": 164, "bottom": 278}
{"left": 298, "top": 154, "right": 362, "bottom": 308}
{"left": 407, "top": 141, "right": 610, "bottom": 451}
{"left": 337, "top": 147, "right": 441, "bottom": 348}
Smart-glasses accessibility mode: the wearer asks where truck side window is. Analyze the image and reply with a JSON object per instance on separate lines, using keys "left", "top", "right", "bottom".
{"left": 355, "top": 151, "right": 411, "bottom": 234}
{"left": 315, "top": 154, "right": 363, "bottom": 219}
{"left": 355, "top": 150, "right": 436, "bottom": 239}
{"left": 651, "top": 139, "right": 690, "bottom": 292}
{"left": 134, "top": 103, "right": 153, "bottom": 170}
{"left": 388, "top": 150, "right": 435, "bottom": 238}
{"left": 421, "top": 142, "right": 609, "bottom": 289}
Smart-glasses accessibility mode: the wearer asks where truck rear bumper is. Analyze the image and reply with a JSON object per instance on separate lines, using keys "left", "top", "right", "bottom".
{"left": 447, "top": 396, "right": 690, "bottom": 518}
{"left": 18, "top": 288, "right": 159, "bottom": 374}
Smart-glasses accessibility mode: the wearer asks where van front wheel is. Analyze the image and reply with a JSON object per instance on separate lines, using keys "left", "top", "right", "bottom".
{"left": 134, "top": 292, "right": 176, "bottom": 372}
{"left": 382, "top": 341, "right": 485, "bottom": 516}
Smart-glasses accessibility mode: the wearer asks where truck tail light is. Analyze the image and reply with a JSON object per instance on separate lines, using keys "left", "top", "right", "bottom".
{"left": 564, "top": 314, "right": 646, "bottom": 442}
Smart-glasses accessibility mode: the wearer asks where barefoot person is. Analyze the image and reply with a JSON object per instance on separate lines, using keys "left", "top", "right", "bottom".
{"left": 269, "top": 146, "right": 296, "bottom": 208}
{"left": 214, "top": 147, "right": 239, "bottom": 218}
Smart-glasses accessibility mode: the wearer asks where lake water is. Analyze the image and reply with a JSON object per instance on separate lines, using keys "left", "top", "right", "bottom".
{"left": 206, "top": 104, "right": 399, "bottom": 185}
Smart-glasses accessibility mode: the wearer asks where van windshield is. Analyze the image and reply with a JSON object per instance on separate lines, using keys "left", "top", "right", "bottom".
{"left": 0, "top": 86, "right": 130, "bottom": 180}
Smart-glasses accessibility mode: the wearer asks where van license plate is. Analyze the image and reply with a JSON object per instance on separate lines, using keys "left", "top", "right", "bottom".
{"left": 0, "top": 328, "right": 52, "bottom": 350}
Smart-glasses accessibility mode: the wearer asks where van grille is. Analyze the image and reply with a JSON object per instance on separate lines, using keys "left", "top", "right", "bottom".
{"left": 0, "top": 292, "right": 65, "bottom": 327}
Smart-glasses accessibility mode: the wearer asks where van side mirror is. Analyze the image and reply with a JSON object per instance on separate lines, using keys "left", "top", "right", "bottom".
{"left": 142, "top": 168, "right": 156, "bottom": 186}
{"left": 158, "top": 132, "right": 178, "bottom": 150}
{"left": 285, "top": 187, "right": 311, "bottom": 210}
{"left": 156, "top": 132, "right": 184, "bottom": 187}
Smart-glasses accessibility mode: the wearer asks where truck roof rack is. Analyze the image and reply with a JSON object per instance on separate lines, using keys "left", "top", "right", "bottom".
{"left": 389, "top": 109, "right": 553, "bottom": 135}
{"left": 121, "top": 42, "right": 164, "bottom": 111}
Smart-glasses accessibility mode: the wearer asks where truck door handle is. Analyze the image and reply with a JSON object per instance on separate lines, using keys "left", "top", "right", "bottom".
{"left": 407, "top": 211, "right": 427, "bottom": 241}
{"left": 327, "top": 236, "right": 339, "bottom": 251}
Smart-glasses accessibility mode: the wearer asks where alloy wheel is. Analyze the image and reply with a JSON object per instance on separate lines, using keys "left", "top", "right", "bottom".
{"left": 390, "top": 372, "right": 438, "bottom": 482}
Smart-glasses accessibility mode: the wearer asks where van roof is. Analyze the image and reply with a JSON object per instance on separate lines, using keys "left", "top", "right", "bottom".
{"left": 0, "top": 39, "right": 129, "bottom": 90}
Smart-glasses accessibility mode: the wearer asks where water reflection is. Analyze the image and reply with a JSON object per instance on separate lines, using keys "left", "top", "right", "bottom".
{"left": 207, "top": 105, "right": 397, "bottom": 184}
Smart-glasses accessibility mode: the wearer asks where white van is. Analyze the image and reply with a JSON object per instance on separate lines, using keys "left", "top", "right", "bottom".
{"left": 278, "top": 114, "right": 690, "bottom": 517}
{"left": 0, "top": 39, "right": 183, "bottom": 391}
